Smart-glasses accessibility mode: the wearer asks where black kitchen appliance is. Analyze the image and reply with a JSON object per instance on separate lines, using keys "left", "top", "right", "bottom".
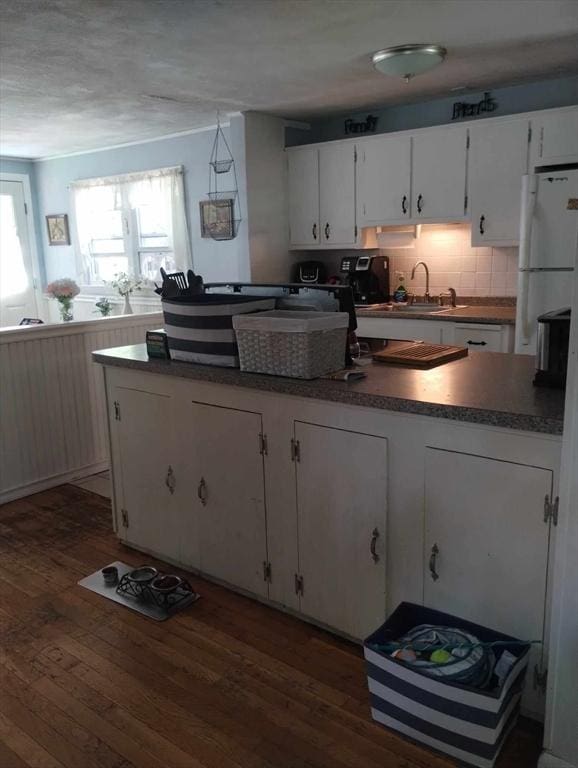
{"left": 340, "top": 254, "right": 390, "bottom": 305}
{"left": 534, "top": 307, "right": 571, "bottom": 389}
{"left": 293, "top": 260, "right": 327, "bottom": 284}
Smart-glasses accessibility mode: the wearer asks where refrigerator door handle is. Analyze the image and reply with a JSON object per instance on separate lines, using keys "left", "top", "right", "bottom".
{"left": 518, "top": 175, "right": 538, "bottom": 346}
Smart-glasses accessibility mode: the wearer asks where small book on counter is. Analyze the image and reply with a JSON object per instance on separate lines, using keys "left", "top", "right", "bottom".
{"left": 322, "top": 368, "right": 367, "bottom": 382}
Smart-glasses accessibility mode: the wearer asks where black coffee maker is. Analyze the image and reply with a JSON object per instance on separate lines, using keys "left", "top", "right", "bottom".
{"left": 340, "top": 255, "right": 390, "bottom": 305}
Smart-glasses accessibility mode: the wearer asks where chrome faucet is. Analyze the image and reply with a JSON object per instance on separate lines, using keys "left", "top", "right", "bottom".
{"left": 410, "top": 261, "right": 431, "bottom": 303}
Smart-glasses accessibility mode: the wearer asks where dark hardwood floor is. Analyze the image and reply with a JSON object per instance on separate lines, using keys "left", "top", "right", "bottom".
{"left": 0, "top": 485, "right": 541, "bottom": 768}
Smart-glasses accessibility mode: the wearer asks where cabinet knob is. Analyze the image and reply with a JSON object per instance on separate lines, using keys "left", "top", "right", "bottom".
{"left": 370, "top": 527, "right": 380, "bottom": 563}
{"left": 198, "top": 477, "right": 208, "bottom": 506}
{"left": 165, "top": 466, "right": 176, "bottom": 495}
{"left": 479, "top": 215, "right": 485, "bottom": 235}
{"left": 324, "top": 222, "right": 330, "bottom": 240}
{"left": 312, "top": 222, "right": 317, "bottom": 240}
{"left": 429, "top": 543, "right": 440, "bottom": 581}
{"left": 401, "top": 195, "right": 408, "bottom": 215}
{"left": 416, "top": 194, "right": 423, "bottom": 214}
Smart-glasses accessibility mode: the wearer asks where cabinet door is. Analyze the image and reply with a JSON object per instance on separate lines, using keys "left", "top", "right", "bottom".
{"left": 469, "top": 119, "right": 529, "bottom": 245}
{"left": 452, "top": 323, "right": 504, "bottom": 352}
{"left": 294, "top": 422, "right": 387, "bottom": 639}
{"left": 532, "top": 107, "right": 578, "bottom": 166}
{"left": 412, "top": 127, "right": 468, "bottom": 221}
{"left": 113, "top": 387, "right": 180, "bottom": 562}
{"left": 181, "top": 402, "right": 268, "bottom": 597}
{"left": 424, "top": 448, "right": 552, "bottom": 717}
{"left": 356, "top": 316, "right": 444, "bottom": 344}
{"left": 288, "top": 147, "right": 320, "bottom": 246}
{"left": 319, "top": 143, "right": 357, "bottom": 245}
{"left": 358, "top": 135, "right": 411, "bottom": 225}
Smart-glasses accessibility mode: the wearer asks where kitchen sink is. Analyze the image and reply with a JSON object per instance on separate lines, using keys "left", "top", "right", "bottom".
{"left": 394, "top": 304, "right": 469, "bottom": 314}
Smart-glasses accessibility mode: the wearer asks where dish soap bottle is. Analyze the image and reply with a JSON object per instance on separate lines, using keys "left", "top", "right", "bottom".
{"left": 393, "top": 272, "right": 407, "bottom": 303}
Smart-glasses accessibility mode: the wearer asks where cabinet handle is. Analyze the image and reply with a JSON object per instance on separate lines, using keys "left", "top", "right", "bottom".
{"left": 479, "top": 215, "right": 485, "bottom": 235}
{"left": 401, "top": 195, "right": 408, "bottom": 215}
{"left": 370, "top": 527, "right": 380, "bottom": 563}
{"left": 312, "top": 222, "right": 317, "bottom": 240}
{"left": 165, "top": 465, "right": 176, "bottom": 495}
{"left": 324, "top": 222, "right": 330, "bottom": 240}
{"left": 416, "top": 194, "right": 423, "bottom": 214}
{"left": 197, "top": 477, "right": 208, "bottom": 506}
{"left": 429, "top": 543, "right": 439, "bottom": 581}
{"left": 466, "top": 340, "right": 487, "bottom": 346}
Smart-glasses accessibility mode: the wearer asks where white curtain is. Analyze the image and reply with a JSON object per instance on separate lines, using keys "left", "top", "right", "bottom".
{"left": 71, "top": 166, "right": 192, "bottom": 283}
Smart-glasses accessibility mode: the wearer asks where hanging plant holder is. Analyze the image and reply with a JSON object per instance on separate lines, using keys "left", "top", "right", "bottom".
{"left": 201, "top": 116, "right": 242, "bottom": 240}
{"left": 210, "top": 158, "right": 234, "bottom": 175}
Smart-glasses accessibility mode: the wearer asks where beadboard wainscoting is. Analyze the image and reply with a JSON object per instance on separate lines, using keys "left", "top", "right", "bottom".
{"left": 0, "top": 312, "right": 162, "bottom": 503}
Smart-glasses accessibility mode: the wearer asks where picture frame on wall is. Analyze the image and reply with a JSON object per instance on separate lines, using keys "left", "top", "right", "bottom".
{"left": 199, "top": 198, "right": 235, "bottom": 240}
{"left": 46, "top": 214, "right": 70, "bottom": 246}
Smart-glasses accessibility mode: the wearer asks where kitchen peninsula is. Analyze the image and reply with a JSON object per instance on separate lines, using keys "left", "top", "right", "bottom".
{"left": 95, "top": 343, "right": 562, "bottom": 719}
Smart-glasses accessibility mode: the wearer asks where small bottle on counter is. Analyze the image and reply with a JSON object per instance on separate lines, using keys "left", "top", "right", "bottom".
{"left": 393, "top": 272, "right": 408, "bottom": 303}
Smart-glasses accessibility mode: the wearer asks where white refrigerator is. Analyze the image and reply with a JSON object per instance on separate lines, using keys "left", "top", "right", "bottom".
{"left": 516, "top": 168, "right": 578, "bottom": 354}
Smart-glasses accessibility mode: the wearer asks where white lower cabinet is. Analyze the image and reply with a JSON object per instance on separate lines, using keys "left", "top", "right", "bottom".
{"left": 356, "top": 316, "right": 444, "bottom": 343}
{"left": 179, "top": 402, "right": 268, "bottom": 597}
{"left": 293, "top": 422, "right": 387, "bottom": 639}
{"left": 112, "top": 386, "right": 181, "bottom": 563}
{"left": 106, "top": 367, "right": 559, "bottom": 721}
{"left": 424, "top": 448, "right": 553, "bottom": 717}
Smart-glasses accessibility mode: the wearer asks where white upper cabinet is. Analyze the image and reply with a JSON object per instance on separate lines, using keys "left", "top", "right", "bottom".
{"left": 288, "top": 143, "right": 356, "bottom": 248}
{"left": 531, "top": 107, "right": 578, "bottom": 167}
{"left": 288, "top": 146, "right": 320, "bottom": 246}
{"left": 411, "top": 126, "right": 468, "bottom": 222}
{"left": 468, "top": 118, "right": 530, "bottom": 246}
{"left": 319, "top": 143, "right": 357, "bottom": 246}
{"left": 357, "top": 134, "right": 411, "bottom": 226}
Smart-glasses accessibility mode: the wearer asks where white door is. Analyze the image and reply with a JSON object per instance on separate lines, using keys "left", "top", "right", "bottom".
{"left": 357, "top": 134, "right": 411, "bottom": 225}
{"left": 319, "top": 143, "right": 357, "bottom": 245}
{"left": 114, "top": 387, "right": 181, "bottom": 562}
{"left": 424, "top": 448, "right": 553, "bottom": 717}
{"left": 182, "top": 402, "right": 268, "bottom": 597}
{"left": 469, "top": 119, "right": 530, "bottom": 245}
{"left": 294, "top": 422, "right": 387, "bottom": 639}
{"left": 411, "top": 127, "right": 468, "bottom": 221}
{"left": 528, "top": 170, "right": 578, "bottom": 270}
{"left": 532, "top": 107, "right": 578, "bottom": 166}
{"left": 0, "top": 180, "right": 39, "bottom": 327}
{"left": 288, "top": 147, "right": 320, "bottom": 246}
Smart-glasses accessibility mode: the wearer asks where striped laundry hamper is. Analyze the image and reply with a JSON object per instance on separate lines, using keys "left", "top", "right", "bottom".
{"left": 364, "top": 603, "right": 531, "bottom": 768}
{"left": 162, "top": 295, "right": 275, "bottom": 367}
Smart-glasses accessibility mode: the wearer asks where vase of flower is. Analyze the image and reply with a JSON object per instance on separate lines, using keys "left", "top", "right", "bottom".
{"left": 109, "top": 272, "right": 144, "bottom": 315}
{"left": 95, "top": 297, "right": 113, "bottom": 317}
{"left": 46, "top": 278, "right": 80, "bottom": 322}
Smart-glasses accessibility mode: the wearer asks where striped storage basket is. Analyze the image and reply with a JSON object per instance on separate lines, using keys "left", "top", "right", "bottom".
{"left": 364, "top": 603, "right": 531, "bottom": 768}
{"left": 162, "top": 295, "right": 275, "bottom": 367}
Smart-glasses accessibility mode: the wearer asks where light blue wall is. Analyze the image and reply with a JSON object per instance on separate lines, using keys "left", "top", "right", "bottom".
{"left": 34, "top": 126, "right": 245, "bottom": 285}
{"left": 286, "top": 74, "right": 578, "bottom": 145}
{"left": 0, "top": 156, "right": 45, "bottom": 281}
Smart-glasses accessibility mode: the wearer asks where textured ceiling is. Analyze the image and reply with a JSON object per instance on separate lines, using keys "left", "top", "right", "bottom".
{"left": 1, "top": 0, "right": 578, "bottom": 158}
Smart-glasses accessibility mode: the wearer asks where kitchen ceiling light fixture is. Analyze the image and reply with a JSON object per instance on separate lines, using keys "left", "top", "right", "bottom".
{"left": 372, "top": 44, "right": 447, "bottom": 83}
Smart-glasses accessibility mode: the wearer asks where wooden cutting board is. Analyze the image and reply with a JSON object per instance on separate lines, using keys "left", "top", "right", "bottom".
{"left": 372, "top": 341, "right": 468, "bottom": 368}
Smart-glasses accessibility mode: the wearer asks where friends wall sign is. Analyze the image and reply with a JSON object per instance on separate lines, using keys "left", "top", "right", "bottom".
{"left": 452, "top": 92, "right": 498, "bottom": 121}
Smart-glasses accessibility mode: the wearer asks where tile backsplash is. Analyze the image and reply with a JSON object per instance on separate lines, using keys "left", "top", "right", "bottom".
{"left": 382, "top": 224, "right": 518, "bottom": 297}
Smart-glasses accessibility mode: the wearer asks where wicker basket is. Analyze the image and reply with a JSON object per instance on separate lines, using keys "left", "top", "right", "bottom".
{"left": 233, "top": 311, "right": 349, "bottom": 379}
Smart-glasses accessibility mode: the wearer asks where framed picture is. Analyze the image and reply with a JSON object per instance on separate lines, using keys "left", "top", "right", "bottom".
{"left": 199, "top": 198, "right": 235, "bottom": 240}
{"left": 46, "top": 214, "right": 70, "bottom": 245}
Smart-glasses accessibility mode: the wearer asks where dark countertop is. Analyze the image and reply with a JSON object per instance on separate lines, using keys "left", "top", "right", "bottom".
{"left": 93, "top": 344, "right": 564, "bottom": 435}
{"left": 356, "top": 305, "right": 516, "bottom": 325}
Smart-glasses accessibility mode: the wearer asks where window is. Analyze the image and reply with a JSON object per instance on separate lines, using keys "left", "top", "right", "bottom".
{"left": 72, "top": 166, "right": 191, "bottom": 286}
